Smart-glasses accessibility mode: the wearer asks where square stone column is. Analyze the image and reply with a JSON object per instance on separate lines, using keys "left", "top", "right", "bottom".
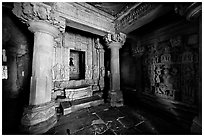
{"left": 104, "top": 33, "right": 126, "bottom": 107}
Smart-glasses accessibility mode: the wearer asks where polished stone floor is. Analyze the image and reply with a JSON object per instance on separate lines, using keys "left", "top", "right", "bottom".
{"left": 45, "top": 102, "right": 189, "bottom": 135}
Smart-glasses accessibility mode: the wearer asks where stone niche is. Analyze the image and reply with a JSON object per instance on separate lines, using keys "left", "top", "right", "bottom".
{"left": 51, "top": 27, "right": 105, "bottom": 101}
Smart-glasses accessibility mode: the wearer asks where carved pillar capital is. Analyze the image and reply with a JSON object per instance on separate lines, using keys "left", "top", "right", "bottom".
{"left": 28, "top": 21, "right": 60, "bottom": 38}
{"left": 12, "top": 2, "right": 66, "bottom": 33}
{"left": 104, "top": 32, "right": 126, "bottom": 49}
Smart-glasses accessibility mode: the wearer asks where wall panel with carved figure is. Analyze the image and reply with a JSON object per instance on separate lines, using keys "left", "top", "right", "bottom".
{"left": 141, "top": 32, "right": 199, "bottom": 105}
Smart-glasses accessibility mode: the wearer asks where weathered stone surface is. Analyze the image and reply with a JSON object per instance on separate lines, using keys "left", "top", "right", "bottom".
{"left": 64, "top": 85, "right": 92, "bottom": 101}
{"left": 61, "top": 96, "right": 104, "bottom": 115}
{"left": 135, "top": 121, "right": 157, "bottom": 134}
{"left": 96, "top": 107, "right": 124, "bottom": 122}
{"left": 55, "top": 113, "right": 99, "bottom": 134}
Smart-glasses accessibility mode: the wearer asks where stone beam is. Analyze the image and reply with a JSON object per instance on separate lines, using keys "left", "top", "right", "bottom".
{"left": 115, "top": 3, "right": 173, "bottom": 34}
{"left": 54, "top": 2, "right": 115, "bottom": 36}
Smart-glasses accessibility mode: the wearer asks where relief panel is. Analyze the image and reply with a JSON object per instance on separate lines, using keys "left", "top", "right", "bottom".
{"left": 141, "top": 34, "right": 199, "bottom": 104}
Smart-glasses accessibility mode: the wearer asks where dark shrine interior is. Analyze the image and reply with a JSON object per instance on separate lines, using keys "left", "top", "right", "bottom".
{"left": 2, "top": 2, "right": 202, "bottom": 135}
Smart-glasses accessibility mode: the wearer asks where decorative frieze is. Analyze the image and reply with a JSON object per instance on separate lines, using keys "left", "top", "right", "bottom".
{"left": 12, "top": 2, "right": 66, "bottom": 32}
{"left": 115, "top": 3, "right": 158, "bottom": 31}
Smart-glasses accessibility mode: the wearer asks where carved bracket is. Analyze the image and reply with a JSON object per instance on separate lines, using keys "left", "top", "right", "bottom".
{"left": 12, "top": 2, "right": 66, "bottom": 32}
{"left": 104, "top": 32, "right": 126, "bottom": 46}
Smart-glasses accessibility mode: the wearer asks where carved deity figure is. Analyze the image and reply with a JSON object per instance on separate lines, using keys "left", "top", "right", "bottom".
{"left": 155, "top": 66, "right": 162, "bottom": 83}
{"left": 162, "top": 68, "right": 173, "bottom": 91}
{"left": 158, "top": 67, "right": 174, "bottom": 96}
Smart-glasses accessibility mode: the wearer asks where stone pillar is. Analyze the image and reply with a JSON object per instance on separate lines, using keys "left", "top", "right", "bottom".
{"left": 29, "top": 21, "right": 59, "bottom": 105}
{"left": 21, "top": 21, "right": 60, "bottom": 135}
{"left": 104, "top": 33, "right": 126, "bottom": 107}
{"left": 12, "top": 2, "right": 66, "bottom": 134}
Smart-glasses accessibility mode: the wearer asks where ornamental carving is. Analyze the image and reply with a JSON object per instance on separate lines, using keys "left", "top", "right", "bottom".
{"left": 94, "top": 38, "right": 103, "bottom": 50}
{"left": 92, "top": 65, "right": 99, "bottom": 79}
{"left": 100, "top": 67, "right": 105, "bottom": 78}
{"left": 115, "top": 3, "right": 157, "bottom": 31}
{"left": 170, "top": 36, "right": 182, "bottom": 47}
{"left": 142, "top": 34, "right": 198, "bottom": 104}
{"left": 21, "top": 104, "right": 55, "bottom": 126}
{"left": 52, "top": 63, "right": 65, "bottom": 80}
{"left": 12, "top": 2, "right": 65, "bottom": 32}
{"left": 104, "top": 32, "right": 126, "bottom": 46}
{"left": 85, "top": 65, "right": 92, "bottom": 79}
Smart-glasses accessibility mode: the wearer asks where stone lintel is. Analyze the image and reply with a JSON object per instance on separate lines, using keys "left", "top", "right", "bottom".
{"left": 54, "top": 2, "right": 115, "bottom": 35}
{"left": 66, "top": 19, "right": 108, "bottom": 36}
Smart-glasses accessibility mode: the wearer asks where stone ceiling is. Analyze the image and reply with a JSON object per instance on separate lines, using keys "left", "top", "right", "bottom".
{"left": 87, "top": 2, "right": 138, "bottom": 18}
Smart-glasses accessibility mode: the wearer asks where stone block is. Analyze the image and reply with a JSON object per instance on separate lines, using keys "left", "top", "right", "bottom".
{"left": 65, "top": 85, "right": 92, "bottom": 101}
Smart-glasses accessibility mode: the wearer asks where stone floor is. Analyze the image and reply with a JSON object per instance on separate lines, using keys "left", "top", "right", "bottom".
{"left": 45, "top": 102, "right": 190, "bottom": 135}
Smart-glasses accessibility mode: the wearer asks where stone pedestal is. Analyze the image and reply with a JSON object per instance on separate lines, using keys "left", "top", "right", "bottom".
{"left": 104, "top": 33, "right": 126, "bottom": 107}
{"left": 21, "top": 21, "right": 60, "bottom": 134}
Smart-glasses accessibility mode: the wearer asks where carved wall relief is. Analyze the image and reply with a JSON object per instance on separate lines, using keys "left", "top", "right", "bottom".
{"left": 115, "top": 3, "right": 158, "bottom": 31}
{"left": 141, "top": 34, "right": 199, "bottom": 104}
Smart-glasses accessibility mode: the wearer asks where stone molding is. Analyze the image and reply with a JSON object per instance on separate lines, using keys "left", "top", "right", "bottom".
{"left": 174, "top": 2, "right": 202, "bottom": 21}
{"left": 104, "top": 32, "right": 126, "bottom": 48}
{"left": 12, "top": 2, "right": 66, "bottom": 33}
{"left": 21, "top": 101, "right": 56, "bottom": 126}
{"left": 28, "top": 20, "right": 60, "bottom": 38}
{"left": 115, "top": 3, "right": 158, "bottom": 31}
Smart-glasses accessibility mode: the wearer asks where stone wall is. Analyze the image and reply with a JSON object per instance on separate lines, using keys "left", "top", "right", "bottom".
{"left": 140, "top": 21, "right": 199, "bottom": 105}
{"left": 120, "top": 16, "right": 200, "bottom": 129}
{"left": 2, "top": 7, "right": 33, "bottom": 134}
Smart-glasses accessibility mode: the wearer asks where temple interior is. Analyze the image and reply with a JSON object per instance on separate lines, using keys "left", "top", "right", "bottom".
{"left": 2, "top": 2, "right": 202, "bottom": 135}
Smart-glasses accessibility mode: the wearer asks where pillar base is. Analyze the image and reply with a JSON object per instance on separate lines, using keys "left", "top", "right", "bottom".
{"left": 191, "top": 116, "right": 202, "bottom": 134}
{"left": 20, "top": 101, "right": 57, "bottom": 134}
{"left": 109, "top": 90, "right": 124, "bottom": 107}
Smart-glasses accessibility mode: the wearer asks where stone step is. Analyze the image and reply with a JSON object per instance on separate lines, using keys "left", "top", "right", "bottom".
{"left": 60, "top": 95, "right": 104, "bottom": 115}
